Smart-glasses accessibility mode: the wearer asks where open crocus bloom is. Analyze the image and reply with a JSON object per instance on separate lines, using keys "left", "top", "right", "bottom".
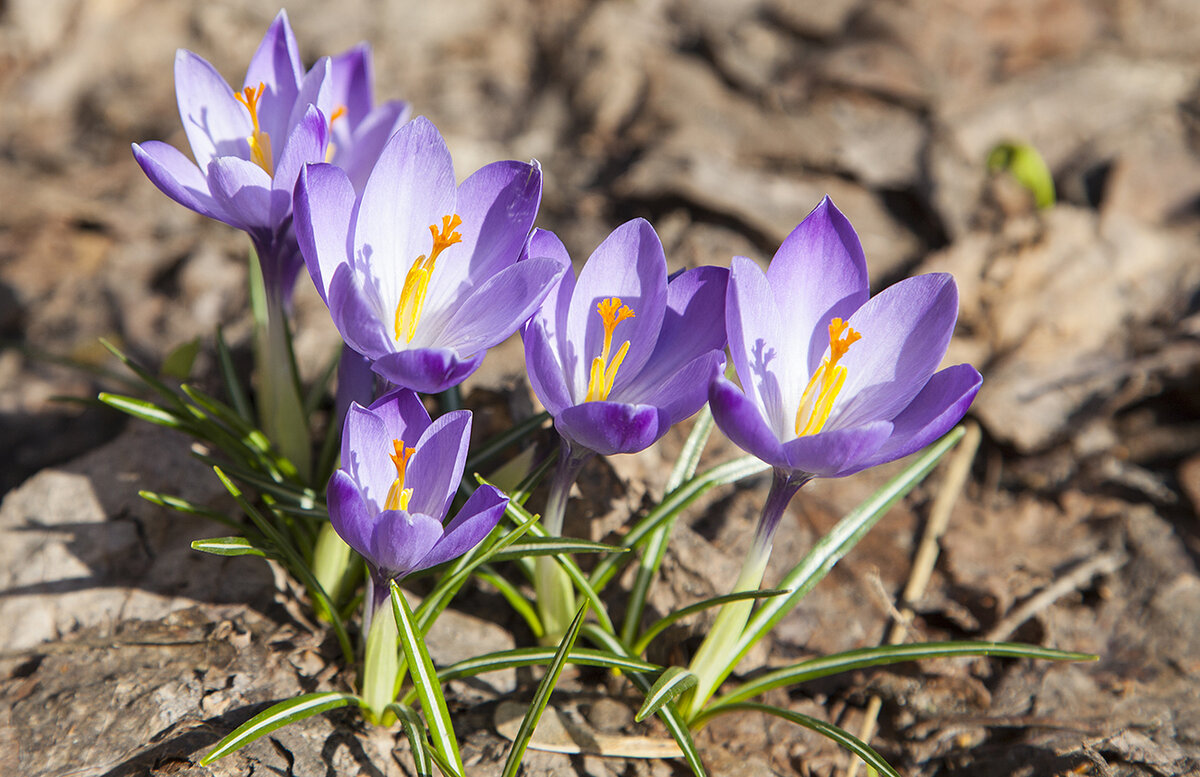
{"left": 294, "top": 116, "right": 563, "bottom": 394}
{"left": 522, "top": 220, "right": 729, "bottom": 456}
{"left": 710, "top": 196, "right": 981, "bottom": 479}
{"left": 327, "top": 389, "right": 507, "bottom": 613}
{"left": 132, "top": 11, "right": 402, "bottom": 306}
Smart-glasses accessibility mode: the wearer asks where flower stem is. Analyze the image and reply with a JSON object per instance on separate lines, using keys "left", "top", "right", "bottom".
{"left": 534, "top": 441, "right": 590, "bottom": 644}
{"left": 683, "top": 468, "right": 806, "bottom": 721}
{"left": 361, "top": 583, "right": 400, "bottom": 724}
{"left": 253, "top": 275, "right": 311, "bottom": 482}
{"left": 311, "top": 522, "right": 360, "bottom": 620}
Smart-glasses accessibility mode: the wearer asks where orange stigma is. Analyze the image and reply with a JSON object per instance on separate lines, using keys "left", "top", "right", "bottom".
{"left": 385, "top": 439, "right": 415, "bottom": 511}
{"left": 584, "top": 297, "right": 636, "bottom": 402}
{"left": 324, "top": 105, "right": 348, "bottom": 163}
{"left": 794, "top": 317, "right": 862, "bottom": 437}
{"left": 394, "top": 215, "right": 464, "bottom": 342}
{"left": 234, "top": 82, "right": 274, "bottom": 174}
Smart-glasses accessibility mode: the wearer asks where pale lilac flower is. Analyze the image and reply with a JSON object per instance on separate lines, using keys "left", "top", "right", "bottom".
{"left": 328, "top": 389, "right": 506, "bottom": 614}
{"left": 294, "top": 116, "right": 561, "bottom": 394}
{"left": 710, "top": 196, "right": 981, "bottom": 482}
{"left": 521, "top": 221, "right": 728, "bottom": 456}
{"left": 132, "top": 11, "right": 406, "bottom": 305}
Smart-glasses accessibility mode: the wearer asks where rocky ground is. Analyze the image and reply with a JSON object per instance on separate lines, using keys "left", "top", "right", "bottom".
{"left": 3, "top": 0, "right": 1200, "bottom": 775}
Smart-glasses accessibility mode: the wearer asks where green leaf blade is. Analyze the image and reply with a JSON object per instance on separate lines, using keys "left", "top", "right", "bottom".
{"left": 637, "top": 666, "right": 698, "bottom": 722}
{"left": 199, "top": 692, "right": 360, "bottom": 764}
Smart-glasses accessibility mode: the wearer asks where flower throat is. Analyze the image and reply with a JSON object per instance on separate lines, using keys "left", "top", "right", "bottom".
{"left": 794, "top": 318, "right": 861, "bottom": 437}
{"left": 394, "top": 215, "right": 463, "bottom": 342}
{"left": 234, "top": 83, "right": 274, "bottom": 174}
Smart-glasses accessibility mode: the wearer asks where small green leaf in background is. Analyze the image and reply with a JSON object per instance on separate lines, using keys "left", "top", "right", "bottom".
{"left": 987, "top": 141, "right": 1056, "bottom": 209}
{"left": 637, "top": 667, "right": 698, "bottom": 722}
{"left": 191, "top": 536, "right": 267, "bottom": 558}
{"left": 161, "top": 337, "right": 201, "bottom": 379}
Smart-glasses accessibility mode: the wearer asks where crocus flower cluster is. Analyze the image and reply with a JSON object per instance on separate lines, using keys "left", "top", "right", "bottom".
{"left": 134, "top": 9, "right": 980, "bottom": 682}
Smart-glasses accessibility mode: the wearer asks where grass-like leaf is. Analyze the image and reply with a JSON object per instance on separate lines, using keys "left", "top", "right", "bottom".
{"left": 465, "top": 411, "right": 551, "bottom": 473}
{"left": 476, "top": 565, "right": 544, "bottom": 639}
{"left": 713, "top": 641, "right": 1096, "bottom": 709}
{"left": 632, "top": 589, "right": 788, "bottom": 655}
{"left": 98, "top": 393, "right": 186, "bottom": 429}
{"left": 215, "top": 326, "right": 253, "bottom": 423}
{"left": 391, "top": 581, "right": 463, "bottom": 777}
{"left": 138, "top": 489, "right": 243, "bottom": 530}
{"left": 582, "top": 625, "right": 707, "bottom": 776}
{"left": 693, "top": 702, "right": 900, "bottom": 777}
{"left": 199, "top": 691, "right": 361, "bottom": 764}
{"left": 637, "top": 667, "right": 698, "bottom": 722}
{"left": 486, "top": 536, "right": 627, "bottom": 563}
{"left": 191, "top": 536, "right": 268, "bottom": 558}
{"left": 500, "top": 602, "right": 588, "bottom": 777}
{"left": 386, "top": 702, "right": 433, "bottom": 777}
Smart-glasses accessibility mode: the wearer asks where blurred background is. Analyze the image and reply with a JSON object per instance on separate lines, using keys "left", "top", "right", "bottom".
{"left": 2, "top": 1, "right": 1200, "bottom": 775}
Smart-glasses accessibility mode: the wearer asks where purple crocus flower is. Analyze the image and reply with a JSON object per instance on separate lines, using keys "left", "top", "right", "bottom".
{"left": 709, "top": 196, "right": 981, "bottom": 484}
{"left": 294, "top": 116, "right": 561, "bottom": 394}
{"left": 132, "top": 11, "right": 406, "bottom": 306}
{"left": 328, "top": 388, "right": 507, "bottom": 617}
{"left": 684, "top": 197, "right": 981, "bottom": 718}
{"left": 521, "top": 220, "right": 729, "bottom": 457}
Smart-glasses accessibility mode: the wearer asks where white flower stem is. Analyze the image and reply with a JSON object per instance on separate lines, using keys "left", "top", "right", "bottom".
{"left": 361, "top": 590, "right": 400, "bottom": 725}
{"left": 252, "top": 266, "right": 311, "bottom": 482}
{"left": 683, "top": 469, "right": 805, "bottom": 721}
{"left": 534, "top": 442, "right": 589, "bottom": 645}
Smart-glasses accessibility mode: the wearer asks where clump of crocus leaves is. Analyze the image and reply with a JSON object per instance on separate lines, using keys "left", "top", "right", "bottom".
{"left": 100, "top": 10, "right": 1095, "bottom": 777}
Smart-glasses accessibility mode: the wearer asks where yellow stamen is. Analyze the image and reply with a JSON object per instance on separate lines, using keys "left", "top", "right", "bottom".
{"left": 393, "top": 214, "right": 463, "bottom": 342}
{"left": 324, "top": 105, "right": 348, "bottom": 163}
{"left": 794, "top": 317, "right": 862, "bottom": 437}
{"left": 384, "top": 439, "right": 415, "bottom": 511}
{"left": 584, "top": 297, "right": 636, "bottom": 402}
{"left": 234, "top": 83, "right": 274, "bottom": 174}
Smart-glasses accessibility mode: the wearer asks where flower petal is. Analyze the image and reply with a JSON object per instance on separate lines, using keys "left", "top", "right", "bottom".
{"left": 327, "top": 469, "right": 375, "bottom": 561}
{"left": 406, "top": 409, "right": 472, "bottom": 521}
{"left": 521, "top": 228, "right": 575, "bottom": 352}
{"left": 780, "top": 420, "right": 893, "bottom": 478}
{"left": 367, "top": 388, "right": 432, "bottom": 444}
{"left": 612, "top": 264, "right": 728, "bottom": 404}
{"left": 337, "top": 99, "right": 411, "bottom": 192}
{"left": 636, "top": 350, "right": 726, "bottom": 426}
{"left": 286, "top": 57, "right": 333, "bottom": 145}
{"left": 340, "top": 400, "right": 394, "bottom": 510}
{"left": 329, "top": 44, "right": 373, "bottom": 126}
{"left": 371, "top": 347, "right": 485, "bottom": 394}
{"left": 271, "top": 105, "right": 328, "bottom": 226}
{"left": 423, "top": 160, "right": 542, "bottom": 315}
{"left": 327, "top": 263, "right": 393, "bottom": 358}
{"left": 850, "top": 364, "right": 982, "bottom": 474}
{"left": 243, "top": 9, "right": 303, "bottom": 148}
{"left": 353, "top": 116, "right": 456, "bottom": 316}
{"left": 767, "top": 196, "right": 870, "bottom": 374}
{"left": 726, "top": 256, "right": 794, "bottom": 440}
{"left": 709, "top": 376, "right": 788, "bottom": 469}
{"left": 523, "top": 317, "right": 573, "bottom": 417}
{"left": 565, "top": 219, "right": 668, "bottom": 402}
{"left": 833, "top": 273, "right": 959, "bottom": 429}
{"left": 370, "top": 509, "right": 445, "bottom": 580}
{"left": 174, "top": 49, "right": 251, "bottom": 170}
{"left": 556, "top": 401, "right": 667, "bottom": 456}
{"left": 334, "top": 345, "right": 376, "bottom": 428}
{"left": 206, "top": 156, "right": 273, "bottom": 235}
{"left": 132, "top": 141, "right": 229, "bottom": 223}
{"left": 415, "top": 484, "right": 507, "bottom": 571}
{"left": 294, "top": 162, "right": 355, "bottom": 303}
{"left": 434, "top": 256, "right": 565, "bottom": 354}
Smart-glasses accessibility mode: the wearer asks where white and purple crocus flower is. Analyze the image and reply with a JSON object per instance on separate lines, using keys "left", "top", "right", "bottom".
{"left": 328, "top": 389, "right": 507, "bottom": 619}
{"left": 710, "top": 196, "right": 981, "bottom": 491}
{"left": 132, "top": 10, "right": 409, "bottom": 306}
{"left": 522, "top": 220, "right": 729, "bottom": 458}
{"left": 685, "top": 197, "right": 982, "bottom": 717}
{"left": 295, "top": 117, "right": 562, "bottom": 394}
